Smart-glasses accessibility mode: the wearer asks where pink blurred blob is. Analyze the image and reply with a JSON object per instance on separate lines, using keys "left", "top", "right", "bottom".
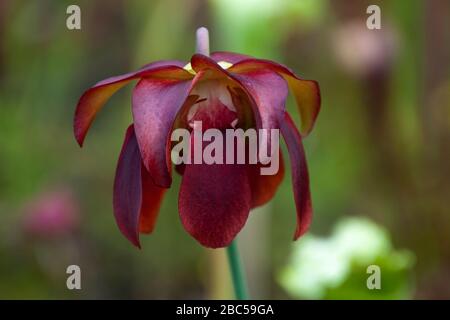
{"left": 22, "top": 189, "right": 80, "bottom": 239}
{"left": 332, "top": 21, "right": 397, "bottom": 77}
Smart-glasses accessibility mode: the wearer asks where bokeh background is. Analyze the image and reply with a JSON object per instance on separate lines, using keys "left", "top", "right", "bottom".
{"left": 0, "top": 0, "right": 449, "bottom": 299}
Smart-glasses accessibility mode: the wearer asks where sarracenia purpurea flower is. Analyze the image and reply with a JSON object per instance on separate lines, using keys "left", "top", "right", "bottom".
{"left": 74, "top": 30, "right": 320, "bottom": 249}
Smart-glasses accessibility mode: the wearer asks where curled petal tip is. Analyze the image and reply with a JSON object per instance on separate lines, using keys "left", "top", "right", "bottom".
{"left": 128, "top": 236, "right": 141, "bottom": 249}
{"left": 293, "top": 222, "right": 311, "bottom": 240}
{"left": 74, "top": 126, "right": 84, "bottom": 147}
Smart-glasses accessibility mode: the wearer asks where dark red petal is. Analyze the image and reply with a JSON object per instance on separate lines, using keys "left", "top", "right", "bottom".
{"left": 113, "top": 125, "right": 142, "bottom": 247}
{"left": 179, "top": 162, "right": 251, "bottom": 248}
{"left": 139, "top": 164, "right": 166, "bottom": 234}
{"left": 132, "top": 74, "right": 202, "bottom": 187}
{"left": 113, "top": 125, "right": 166, "bottom": 248}
{"left": 210, "top": 51, "right": 253, "bottom": 64}
{"left": 247, "top": 151, "right": 285, "bottom": 208}
{"left": 280, "top": 112, "right": 312, "bottom": 239}
{"left": 231, "top": 69, "right": 288, "bottom": 140}
{"left": 74, "top": 62, "right": 192, "bottom": 147}
{"left": 229, "top": 59, "right": 321, "bottom": 136}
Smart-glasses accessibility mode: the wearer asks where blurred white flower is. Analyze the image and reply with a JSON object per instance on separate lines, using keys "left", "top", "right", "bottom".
{"left": 279, "top": 217, "right": 414, "bottom": 299}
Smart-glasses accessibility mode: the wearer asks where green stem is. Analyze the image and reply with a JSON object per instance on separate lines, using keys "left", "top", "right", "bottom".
{"left": 226, "top": 240, "right": 249, "bottom": 300}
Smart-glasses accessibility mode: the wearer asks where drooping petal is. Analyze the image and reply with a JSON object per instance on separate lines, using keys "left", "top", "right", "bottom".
{"left": 227, "top": 67, "right": 288, "bottom": 166}
{"left": 229, "top": 59, "right": 321, "bottom": 136}
{"left": 74, "top": 61, "right": 192, "bottom": 146}
{"left": 113, "top": 125, "right": 166, "bottom": 248}
{"left": 132, "top": 73, "right": 202, "bottom": 188}
{"left": 210, "top": 51, "right": 252, "bottom": 64}
{"left": 231, "top": 68, "right": 288, "bottom": 144}
{"left": 179, "top": 163, "right": 251, "bottom": 248}
{"left": 247, "top": 151, "right": 285, "bottom": 208}
{"left": 279, "top": 112, "right": 312, "bottom": 239}
{"left": 178, "top": 134, "right": 251, "bottom": 248}
{"left": 139, "top": 162, "right": 167, "bottom": 234}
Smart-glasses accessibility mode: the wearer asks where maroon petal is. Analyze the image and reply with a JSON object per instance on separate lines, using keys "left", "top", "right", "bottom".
{"left": 247, "top": 151, "right": 285, "bottom": 208}
{"left": 229, "top": 59, "right": 321, "bottom": 136}
{"left": 280, "top": 112, "right": 312, "bottom": 239}
{"left": 179, "top": 161, "right": 251, "bottom": 248}
{"left": 139, "top": 164, "right": 167, "bottom": 234}
{"left": 231, "top": 69, "right": 288, "bottom": 145}
{"left": 210, "top": 51, "right": 253, "bottom": 64}
{"left": 132, "top": 74, "right": 202, "bottom": 187}
{"left": 74, "top": 61, "right": 192, "bottom": 147}
{"left": 113, "top": 125, "right": 166, "bottom": 248}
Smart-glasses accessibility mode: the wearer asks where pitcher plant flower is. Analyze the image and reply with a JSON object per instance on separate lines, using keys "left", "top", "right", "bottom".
{"left": 74, "top": 28, "right": 320, "bottom": 249}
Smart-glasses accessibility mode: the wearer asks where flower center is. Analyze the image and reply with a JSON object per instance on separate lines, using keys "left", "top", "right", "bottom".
{"left": 188, "top": 80, "right": 238, "bottom": 130}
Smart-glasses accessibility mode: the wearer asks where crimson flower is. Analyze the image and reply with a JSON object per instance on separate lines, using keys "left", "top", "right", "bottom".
{"left": 74, "top": 52, "right": 320, "bottom": 248}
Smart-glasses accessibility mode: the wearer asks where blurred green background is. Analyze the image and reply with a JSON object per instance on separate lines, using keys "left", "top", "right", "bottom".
{"left": 0, "top": 0, "right": 449, "bottom": 299}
